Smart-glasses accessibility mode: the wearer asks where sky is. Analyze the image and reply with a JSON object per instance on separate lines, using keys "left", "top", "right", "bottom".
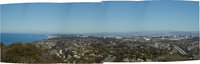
{"left": 1, "top": 1, "right": 199, "bottom": 34}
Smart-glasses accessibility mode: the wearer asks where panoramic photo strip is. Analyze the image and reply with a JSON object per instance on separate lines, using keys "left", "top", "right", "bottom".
{"left": 0, "top": 0, "right": 199, "bottom": 63}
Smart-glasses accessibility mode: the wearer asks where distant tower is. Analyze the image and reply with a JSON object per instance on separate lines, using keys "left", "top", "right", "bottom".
{"left": 185, "top": 36, "right": 188, "bottom": 39}
{"left": 162, "top": 36, "right": 165, "bottom": 39}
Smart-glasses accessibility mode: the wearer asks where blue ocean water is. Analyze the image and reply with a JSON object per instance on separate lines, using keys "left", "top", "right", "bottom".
{"left": 0, "top": 33, "right": 48, "bottom": 45}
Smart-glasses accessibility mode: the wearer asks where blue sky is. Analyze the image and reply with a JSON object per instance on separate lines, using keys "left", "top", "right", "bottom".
{"left": 1, "top": 1, "right": 199, "bottom": 34}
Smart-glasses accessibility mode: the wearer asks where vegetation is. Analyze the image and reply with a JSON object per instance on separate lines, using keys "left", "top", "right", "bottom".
{"left": 1, "top": 42, "right": 62, "bottom": 63}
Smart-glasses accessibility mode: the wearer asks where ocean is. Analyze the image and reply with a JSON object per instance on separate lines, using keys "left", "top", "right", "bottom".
{"left": 0, "top": 33, "right": 48, "bottom": 45}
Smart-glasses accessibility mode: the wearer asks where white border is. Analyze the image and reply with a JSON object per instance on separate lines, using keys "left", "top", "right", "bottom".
{"left": 0, "top": 0, "right": 199, "bottom": 4}
{"left": 104, "top": 60, "right": 200, "bottom": 64}
{"left": 0, "top": 0, "right": 153, "bottom": 4}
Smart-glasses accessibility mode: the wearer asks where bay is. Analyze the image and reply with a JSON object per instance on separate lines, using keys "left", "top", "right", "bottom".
{"left": 0, "top": 33, "right": 48, "bottom": 45}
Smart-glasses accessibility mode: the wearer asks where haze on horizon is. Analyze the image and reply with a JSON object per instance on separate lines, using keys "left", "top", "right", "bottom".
{"left": 1, "top": 1, "right": 199, "bottom": 34}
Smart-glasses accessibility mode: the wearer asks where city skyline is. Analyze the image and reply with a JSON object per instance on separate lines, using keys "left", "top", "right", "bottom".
{"left": 1, "top": 1, "right": 199, "bottom": 34}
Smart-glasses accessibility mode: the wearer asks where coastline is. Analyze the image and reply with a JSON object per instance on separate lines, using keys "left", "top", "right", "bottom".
{"left": 1, "top": 33, "right": 48, "bottom": 45}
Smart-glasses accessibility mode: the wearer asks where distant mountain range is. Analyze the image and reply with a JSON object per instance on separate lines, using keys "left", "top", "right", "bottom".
{"left": 74, "top": 30, "right": 199, "bottom": 36}
{"left": 49, "top": 30, "right": 199, "bottom": 37}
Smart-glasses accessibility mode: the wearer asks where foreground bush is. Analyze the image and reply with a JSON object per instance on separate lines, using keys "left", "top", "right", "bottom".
{"left": 1, "top": 42, "right": 62, "bottom": 63}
